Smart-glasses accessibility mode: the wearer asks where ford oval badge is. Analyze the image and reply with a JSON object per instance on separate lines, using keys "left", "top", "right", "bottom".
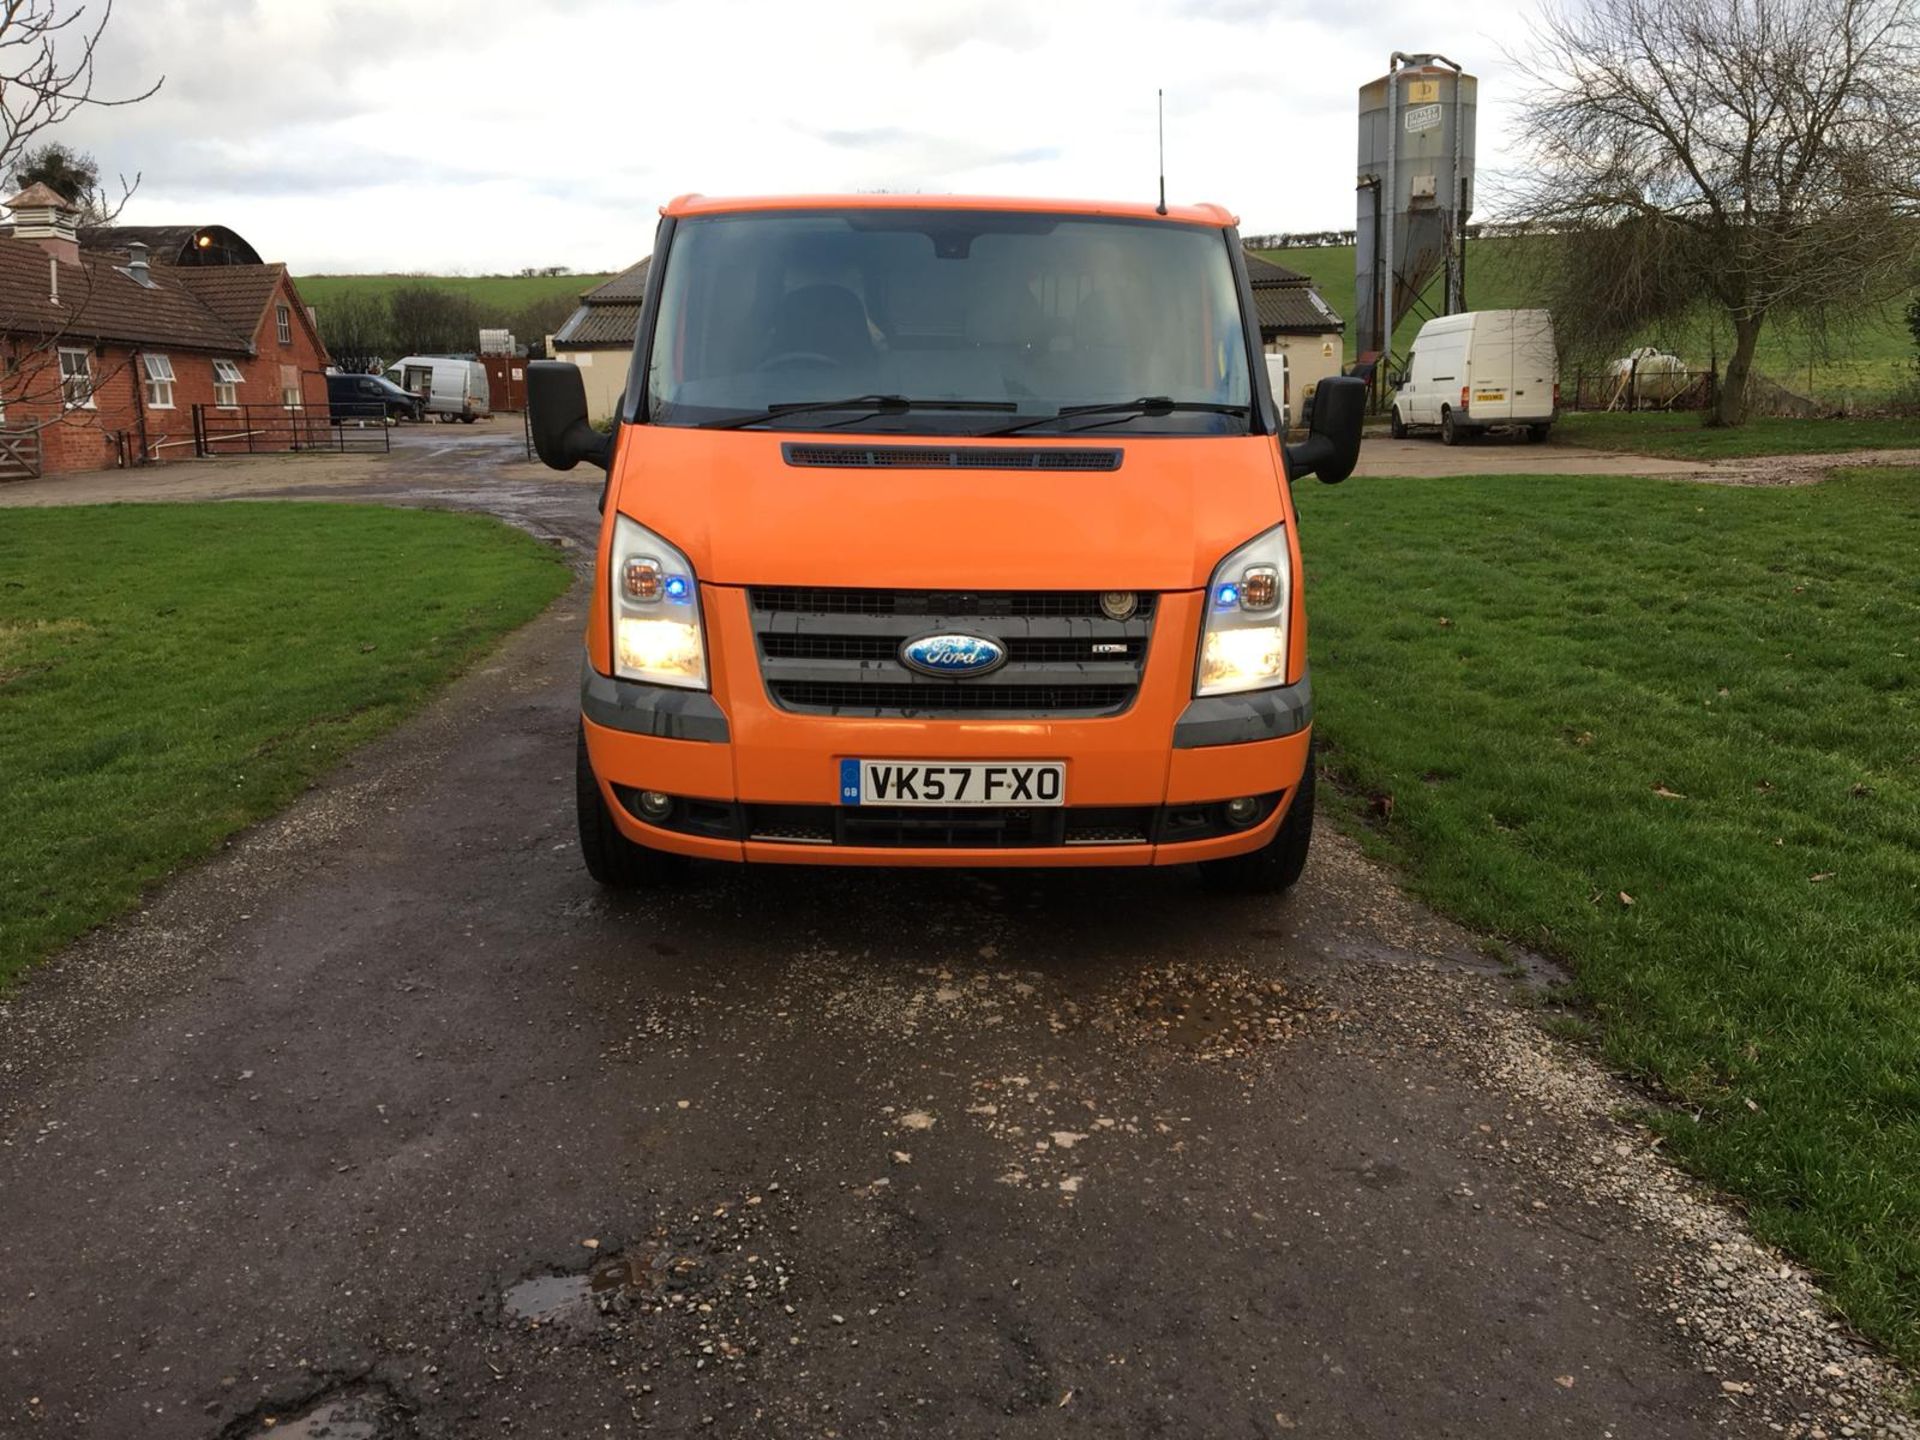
{"left": 899, "top": 632, "right": 1007, "bottom": 678}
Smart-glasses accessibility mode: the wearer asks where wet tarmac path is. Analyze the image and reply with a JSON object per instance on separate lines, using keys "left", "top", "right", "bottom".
{"left": 0, "top": 429, "right": 1856, "bottom": 1436}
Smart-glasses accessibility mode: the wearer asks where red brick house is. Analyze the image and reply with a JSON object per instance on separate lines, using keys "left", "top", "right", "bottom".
{"left": 0, "top": 184, "right": 331, "bottom": 478}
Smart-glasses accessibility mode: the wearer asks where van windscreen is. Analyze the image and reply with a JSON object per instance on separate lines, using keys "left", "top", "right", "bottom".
{"left": 644, "top": 210, "right": 1254, "bottom": 436}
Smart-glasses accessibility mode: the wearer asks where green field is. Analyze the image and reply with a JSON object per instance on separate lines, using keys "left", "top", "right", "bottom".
{"left": 292, "top": 272, "right": 616, "bottom": 317}
{"left": 1258, "top": 240, "right": 1917, "bottom": 405}
{"left": 1297, "top": 467, "right": 1920, "bottom": 1365}
{"left": 1557, "top": 412, "right": 1919, "bottom": 458}
{"left": 0, "top": 504, "right": 571, "bottom": 986}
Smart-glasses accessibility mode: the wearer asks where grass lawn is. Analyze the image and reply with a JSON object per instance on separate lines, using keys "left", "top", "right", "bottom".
{"left": 1296, "top": 467, "right": 1920, "bottom": 1365}
{"left": 1557, "top": 411, "right": 1920, "bottom": 459}
{"left": 0, "top": 503, "right": 570, "bottom": 986}
{"left": 1259, "top": 239, "right": 1916, "bottom": 403}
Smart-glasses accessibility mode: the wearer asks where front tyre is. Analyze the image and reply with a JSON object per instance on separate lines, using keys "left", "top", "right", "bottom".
{"left": 576, "top": 725, "right": 674, "bottom": 888}
{"left": 1197, "top": 741, "right": 1317, "bottom": 895}
{"left": 1389, "top": 406, "right": 1407, "bottom": 439}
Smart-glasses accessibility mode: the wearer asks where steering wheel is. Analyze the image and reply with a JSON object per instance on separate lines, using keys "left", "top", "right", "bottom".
{"left": 758, "top": 350, "right": 840, "bottom": 372}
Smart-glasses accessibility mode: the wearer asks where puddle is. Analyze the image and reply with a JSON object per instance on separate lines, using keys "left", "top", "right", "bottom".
{"left": 239, "top": 1388, "right": 389, "bottom": 1438}
{"left": 502, "top": 1245, "right": 685, "bottom": 1332}
{"left": 501, "top": 1272, "right": 595, "bottom": 1327}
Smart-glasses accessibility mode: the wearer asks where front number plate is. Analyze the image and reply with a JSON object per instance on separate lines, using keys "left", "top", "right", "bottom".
{"left": 841, "top": 759, "right": 1065, "bottom": 807}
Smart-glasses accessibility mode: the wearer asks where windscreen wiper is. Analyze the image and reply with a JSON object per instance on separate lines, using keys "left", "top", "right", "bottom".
{"left": 981, "top": 397, "right": 1250, "bottom": 438}
{"left": 701, "top": 395, "right": 1017, "bottom": 430}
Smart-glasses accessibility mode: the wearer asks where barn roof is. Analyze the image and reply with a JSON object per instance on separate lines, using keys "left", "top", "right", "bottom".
{"left": 80, "top": 224, "right": 264, "bottom": 267}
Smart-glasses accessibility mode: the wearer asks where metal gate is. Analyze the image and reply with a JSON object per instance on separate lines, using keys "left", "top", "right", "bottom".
{"left": 192, "top": 405, "right": 393, "bottom": 457}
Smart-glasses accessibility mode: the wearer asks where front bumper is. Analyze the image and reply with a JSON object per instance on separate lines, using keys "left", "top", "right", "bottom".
{"left": 580, "top": 585, "right": 1313, "bottom": 867}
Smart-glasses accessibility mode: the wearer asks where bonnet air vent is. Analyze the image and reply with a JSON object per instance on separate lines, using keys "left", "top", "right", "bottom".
{"left": 782, "top": 444, "right": 1122, "bottom": 472}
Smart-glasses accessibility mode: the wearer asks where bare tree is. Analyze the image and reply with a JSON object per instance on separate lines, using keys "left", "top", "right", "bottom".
{"left": 2, "top": 2, "right": 160, "bottom": 220}
{"left": 1507, "top": 0, "right": 1920, "bottom": 424}
{"left": 0, "top": 1, "right": 161, "bottom": 436}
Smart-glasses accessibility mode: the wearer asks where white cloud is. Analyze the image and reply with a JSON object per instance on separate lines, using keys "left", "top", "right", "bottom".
{"left": 44, "top": 0, "right": 1537, "bottom": 273}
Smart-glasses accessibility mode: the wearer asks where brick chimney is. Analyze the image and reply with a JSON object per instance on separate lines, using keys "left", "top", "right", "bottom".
{"left": 5, "top": 182, "right": 82, "bottom": 265}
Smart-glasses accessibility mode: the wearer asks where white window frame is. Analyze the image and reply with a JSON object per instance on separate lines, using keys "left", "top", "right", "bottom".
{"left": 59, "top": 347, "right": 94, "bottom": 409}
{"left": 279, "top": 363, "right": 302, "bottom": 411}
{"left": 212, "top": 358, "right": 243, "bottom": 409}
{"left": 142, "top": 353, "right": 176, "bottom": 409}
{"left": 275, "top": 304, "right": 292, "bottom": 345}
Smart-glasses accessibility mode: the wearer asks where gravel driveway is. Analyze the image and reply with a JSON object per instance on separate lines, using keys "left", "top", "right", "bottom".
{"left": 1, "top": 426, "right": 1912, "bottom": 1438}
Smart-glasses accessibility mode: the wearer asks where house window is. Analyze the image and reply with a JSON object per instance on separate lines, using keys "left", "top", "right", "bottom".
{"left": 279, "top": 363, "right": 301, "bottom": 409}
{"left": 142, "top": 353, "right": 176, "bottom": 409}
{"left": 59, "top": 348, "right": 94, "bottom": 409}
{"left": 212, "top": 359, "right": 243, "bottom": 408}
{"left": 276, "top": 304, "right": 292, "bottom": 345}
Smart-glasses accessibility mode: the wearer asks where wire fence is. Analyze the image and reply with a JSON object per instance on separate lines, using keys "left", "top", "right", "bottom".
{"left": 1559, "top": 363, "right": 1721, "bottom": 413}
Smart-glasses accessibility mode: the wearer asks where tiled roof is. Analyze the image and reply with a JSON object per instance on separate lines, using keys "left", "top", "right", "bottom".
{"left": 175, "top": 264, "right": 288, "bottom": 336}
{"left": 1244, "top": 253, "right": 1309, "bottom": 286}
{"left": 553, "top": 301, "right": 640, "bottom": 347}
{"left": 1252, "top": 284, "right": 1343, "bottom": 335}
{"left": 582, "top": 257, "right": 650, "bottom": 302}
{"left": 554, "top": 258, "right": 651, "bottom": 347}
{"left": 1242, "top": 251, "right": 1342, "bottom": 335}
{"left": 0, "top": 239, "right": 252, "bottom": 351}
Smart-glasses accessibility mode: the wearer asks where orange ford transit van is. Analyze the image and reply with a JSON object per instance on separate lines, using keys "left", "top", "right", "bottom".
{"left": 529, "top": 194, "right": 1362, "bottom": 893}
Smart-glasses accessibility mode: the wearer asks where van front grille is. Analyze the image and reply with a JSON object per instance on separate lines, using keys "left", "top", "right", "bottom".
{"left": 783, "top": 444, "right": 1123, "bottom": 472}
{"left": 768, "top": 681, "right": 1136, "bottom": 716}
{"left": 760, "top": 633, "right": 1147, "bottom": 665}
{"left": 748, "top": 587, "right": 1156, "bottom": 719}
{"left": 750, "top": 588, "right": 1157, "bottom": 620}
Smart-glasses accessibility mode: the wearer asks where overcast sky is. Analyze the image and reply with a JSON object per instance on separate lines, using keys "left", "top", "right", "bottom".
{"left": 50, "top": 0, "right": 1537, "bottom": 275}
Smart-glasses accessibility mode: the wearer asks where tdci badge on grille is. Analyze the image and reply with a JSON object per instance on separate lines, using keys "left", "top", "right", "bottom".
{"left": 899, "top": 632, "right": 1008, "bottom": 677}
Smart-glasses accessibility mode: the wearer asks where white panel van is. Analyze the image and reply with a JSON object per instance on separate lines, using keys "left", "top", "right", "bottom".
{"left": 1263, "top": 352, "right": 1291, "bottom": 432}
{"left": 387, "top": 356, "right": 493, "bottom": 423}
{"left": 1389, "top": 310, "right": 1557, "bottom": 444}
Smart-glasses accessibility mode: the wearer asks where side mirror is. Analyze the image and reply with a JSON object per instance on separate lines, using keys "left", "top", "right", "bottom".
{"left": 527, "top": 360, "right": 613, "bottom": 472}
{"left": 1283, "top": 374, "right": 1364, "bottom": 485}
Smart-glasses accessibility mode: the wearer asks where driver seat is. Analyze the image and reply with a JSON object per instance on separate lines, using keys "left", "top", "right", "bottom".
{"left": 764, "top": 285, "right": 874, "bottom": 367}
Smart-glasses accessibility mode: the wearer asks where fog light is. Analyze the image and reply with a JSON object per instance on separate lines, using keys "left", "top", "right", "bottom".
{"left": 637, "top": 790, "right": 674, "bottom": 820}
{"left": 1224, "top": 796, "right": 1260, "bottom": 826}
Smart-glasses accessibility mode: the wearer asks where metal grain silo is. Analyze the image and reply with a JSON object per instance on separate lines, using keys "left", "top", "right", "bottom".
{"left": 1354, "top": 54, "right": 1476, "bottom": 361}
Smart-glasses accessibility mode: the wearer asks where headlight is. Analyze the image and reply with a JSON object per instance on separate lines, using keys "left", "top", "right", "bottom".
{"left": 610, "top": 514, "right": 707, "bottom": 689}
{"left": 1196, "top": 524, "right": 1292, "bottom": 696}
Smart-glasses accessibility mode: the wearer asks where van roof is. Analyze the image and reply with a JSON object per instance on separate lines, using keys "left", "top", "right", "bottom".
{"left": 662, "top": 193, "right": 1239, "bottom": 228}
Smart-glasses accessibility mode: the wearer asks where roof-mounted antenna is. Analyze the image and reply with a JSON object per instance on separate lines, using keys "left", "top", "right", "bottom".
{"left": 1156, "top": 89, "right": 1168, "bottom": 215}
